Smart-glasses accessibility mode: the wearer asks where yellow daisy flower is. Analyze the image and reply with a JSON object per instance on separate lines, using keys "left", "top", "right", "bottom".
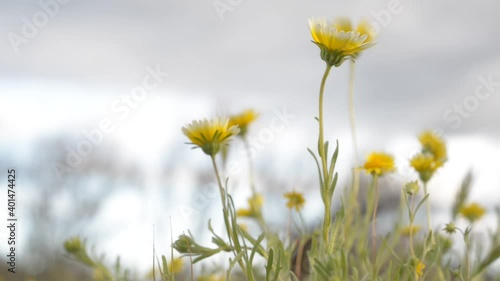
{"left": 419, "top": 130, "right": 447, "bottom": 163}
{"left": 411, "top": 130, "right": 447, "bottom": 182}
{"left": 410, "top": 153, "right": 442, "bottom": 183}
{"left": 168, "top": 257, "right": 184, "bottom": 274}
{"left": 229, "top": 109, "right": 259, "bottom": 137}
{"left": 459, "top": 203, "right": 486, "bottom": 222}
{"left": 284, "top": 191, "right": 306, "bottom": 212}
{"left": 182, "top": 117, "right": 240, "bottom": 156}
{"left": 309, "top": 17, "right": 376, "bottom": 66}
{"left": 363, "top": 152, "right": 396, "bottom": 176}
{"left": 400, "top": 225, "right": 422, "bottom": 236}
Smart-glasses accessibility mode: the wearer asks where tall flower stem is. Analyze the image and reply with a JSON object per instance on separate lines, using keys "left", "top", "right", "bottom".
{"left": 318, "top": 63, "right": 333, "bottom": 245}
{"left": 423, "top": 182, "right": 432, "bottom": 232}
{"left": 211, "top": 155, "right": 227, "bottom": 211}
{"left": 344, "top": 62, "right": 360, "bottom": 247}
{"left": 348, "top": 62, "right": 360, "bottom": 199}
{"left": 371, "top": 175, "right": 379, "bottom": 265}
{"left": 243, "top": 138, "right": 257, "bottom": 196}
{"left": 210, "top": 155, "right": 248, "bottom": 278}
{"left": 458, "top": 228, "right": 471, "bottom": 281}
{"left": 409, "top": 195, "right": 416, "bottom": 256}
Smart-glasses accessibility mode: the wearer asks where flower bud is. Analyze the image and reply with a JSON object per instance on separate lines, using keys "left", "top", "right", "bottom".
{"left": 404, "top": 181, "right": 420, "bottom": 196}
{"left": 444, "top": 222, "right": 457, "bottom": 234}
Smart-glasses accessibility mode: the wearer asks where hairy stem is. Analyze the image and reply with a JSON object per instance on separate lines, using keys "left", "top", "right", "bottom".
{"left": 318, "top": 63, "right": 333, "bottom": 245}
{"left": 423, "top": 182, "right": 432, "bottom": 232}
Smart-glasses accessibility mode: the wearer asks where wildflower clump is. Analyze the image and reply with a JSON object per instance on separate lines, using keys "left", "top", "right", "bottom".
{"left": 62, "top": 16, "right": 500, "bottom": 281}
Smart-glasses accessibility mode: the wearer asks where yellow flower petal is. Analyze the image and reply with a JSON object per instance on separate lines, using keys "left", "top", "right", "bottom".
{"left": 459, "top": 203, "right": 486, "bottom": 222}
{"left": 419, "top": 130, "right": 447, "bottom": 162}
{"left": 308, "top": 17, "right": 376, "bottom": 66}
{"left": 363, "top": 152, "right": 395, "bottom": 176}
{"left": 182, "top": 117, "right": 239, "bottom": 156}
{"left": 416, "top": 261, "right": 425, "bottom": 278}
{"left": 228, "top": 109, "right": 259, "bottom": 137}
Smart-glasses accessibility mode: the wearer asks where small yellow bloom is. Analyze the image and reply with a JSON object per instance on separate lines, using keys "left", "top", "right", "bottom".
{"left": 459, "top": 203, "right": 486, "bottom": 222}
{"left": 410, "top": 153, "right": 442, "bottom": 182}
{"left": 309, "top": 17, "right": 376, "bottom": 66}
{"left": 168, "top": 257, "right": 184, "bottom": 274}
{"left": 284, "top": 191, "right": 306, "bottom": 212}
{"left": 400, "top": 225, "right": 421, "bottom": 236}
{"left": 229, "top": 109, "right": 259, "bottom": 137}
{"left": 363, "top": 152, "right": 395, "bottom": 176}
{"left": 411, "top": 131, "right": 447, "bottom": 182}
{"left": 237, "top": 194, "right": 264, "bottom": 218}
{"left": 419, "top": 130, "right": 447, "bottom": 163}
{"left": 237, "top": 208, "right": 253, "bottom": 217}
{"left": 182, "top": 117, "right": 240, "bottom": 156}
{"left": 415, "top": 261, "right": 425, "bottom": 278}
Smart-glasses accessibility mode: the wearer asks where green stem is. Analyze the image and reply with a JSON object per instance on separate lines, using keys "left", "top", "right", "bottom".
{"left": 457, "top": 228, "right": 471, "bottom": 281}
{"left": 345, "top": 62, "right": 360, "bottom": 251}
{"left": 371, "top": 175, "right": 379, "bottom": 267}
{"left": 348, "top": 62, "right": 360, "bottom": 199}
{"left": 318, "top": 63, "right": 333, "bottom": 244}
{"left": 211, "top": 155, "right": 227, "bottom": 210}
{"left": 210, "top": 155, "right": 248, "bottom": 279}
{"left": 423, "top": 182, "right": 432, "bottom": 232}
{"left": 464, "top": 232, "right": 471, "bottom": 281}
{"left": 243, "top": 138, "right": 257, "bottom": 196}
{"left": 243, "top": 138, "right": 268, "bottom": 233}
{"left": 348, "top": 62, "right": 358, "bottom": 164}
{"left": 409, "top": 195, "right": 416, "bottom": 257}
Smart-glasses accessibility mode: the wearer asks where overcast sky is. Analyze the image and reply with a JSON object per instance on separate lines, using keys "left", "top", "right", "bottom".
{"left": 1, "top": 0, "right": 499, "bottom": 274}
{"left": 1, "top": 0, "right": 499, "bottom": 136}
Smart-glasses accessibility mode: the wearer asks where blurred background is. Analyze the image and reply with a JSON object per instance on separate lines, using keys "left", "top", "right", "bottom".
{"left": 0, "top": 0, "right": 499, "bottom": 279}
